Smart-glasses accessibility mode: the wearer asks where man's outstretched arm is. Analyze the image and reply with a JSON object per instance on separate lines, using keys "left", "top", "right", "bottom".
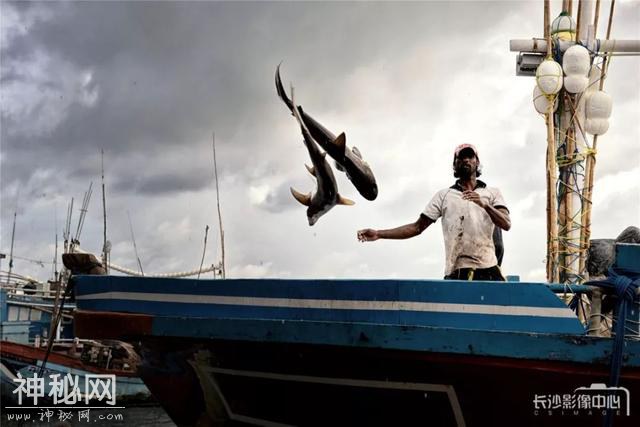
{"left": 357, "top": 214, "right": 433, "bottom": 242}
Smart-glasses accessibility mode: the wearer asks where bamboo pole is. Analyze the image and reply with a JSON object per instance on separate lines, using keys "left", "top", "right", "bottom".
{"left": 101, "top": 149, "right": 109, "bottom": 274}
{"left": 593, "top": 0, "right": 601, "bottom": 36}
{"left": 546, "top": 109, "right": 560, "bottom": 283}
{"left": 543, "top": 0, "right": 560, "bottom": 282}
{"left": 544, "top": 0, "right": 550, "bottom": 40}
{"left": 212, "top": 132, "right": 226, "bottom": 279}
{"left": 579, "top": 0, "right": 615, "bottom": 278}
{"left": 127, "top": 211, "right": 144, "bottom": 275}
{"left": 7, "top": 212, "right": 16, "bottom": 284}
{"left": 575, "top": 0, "right": 583, "bottom": 43}
{"left": 197, "top": 225, "right": 209, "bottom": 280}
{"left": 563, "top": 111, "right": 576, "bottom": 283}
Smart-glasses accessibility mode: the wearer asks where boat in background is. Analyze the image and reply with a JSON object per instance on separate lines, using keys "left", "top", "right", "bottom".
{"left": 1, "top": 274, "right": 153, "bottom": 408}
{"left": 1, "top": 286, "right": 75, "bottom": 344}
{"left": 0, "top": 339, "right": 151, "bottom": 407}
{"left": 72, "top": 244, "right": 639, "bottom": 426}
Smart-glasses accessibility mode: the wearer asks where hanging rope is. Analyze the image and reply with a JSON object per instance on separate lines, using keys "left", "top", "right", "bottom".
{"left": 584, "top": 266, "right": 638, "bottom": 427}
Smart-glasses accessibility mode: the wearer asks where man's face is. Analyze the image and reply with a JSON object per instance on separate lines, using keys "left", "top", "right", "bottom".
{"left": 454, "top": 149, "right": 478, "bottom": 178}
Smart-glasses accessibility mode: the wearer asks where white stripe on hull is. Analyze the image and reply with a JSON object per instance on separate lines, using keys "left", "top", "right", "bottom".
{"left": 77, "top": 291, "right": 576, "bottom": 318}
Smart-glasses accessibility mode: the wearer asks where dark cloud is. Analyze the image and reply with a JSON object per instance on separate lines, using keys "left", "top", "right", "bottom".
{"left": 113, "top": 167, "right": 212, "bottom": 196}
{"left": 1, "top": 1, "right": 516, "bottom": 187}
{"left": 1, "top": 1, "right": 637, "bottom": 282}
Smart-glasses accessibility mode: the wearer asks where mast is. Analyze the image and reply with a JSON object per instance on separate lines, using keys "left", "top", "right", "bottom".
{"left": 198, "top": 225, "right": 209, "bottom": 279}
{"left": 543, "top": 0, "right": 559, "bottom": 282}
{"left": 101, "top": 150, "right": 109, "bottom": 274}
{"left": 579, "top": 0, "right": 616, "bottom": 276}
{"left": 212, "top": 132, "right": 226, "bottom": 279}
{"left": 510, "top": 0, "right": 637, "bottom": 284}
{"left": 7, "top": 212, "right": 17, "bottom": 284}
{"left": 53, "top": 231, "right": 58, "bottom": 284}
{"left": 127, "top": 211, "right": 144, "bottom": 275}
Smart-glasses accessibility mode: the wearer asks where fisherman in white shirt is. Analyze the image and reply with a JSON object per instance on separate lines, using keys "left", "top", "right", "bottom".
{"left": 357, "top": 144, "right": 511, "bottom": 281}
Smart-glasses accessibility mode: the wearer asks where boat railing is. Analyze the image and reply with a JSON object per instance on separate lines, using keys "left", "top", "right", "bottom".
{"left": 547, "top": 282, "right": 639, "bottom": 341}
{"left": 1, "top": 285, "right": 63, "bottom": 299}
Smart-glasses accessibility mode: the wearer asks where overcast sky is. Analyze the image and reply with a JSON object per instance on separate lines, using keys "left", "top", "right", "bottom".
{"left": 1, "top": 0, "right": 638, "bottom": 284}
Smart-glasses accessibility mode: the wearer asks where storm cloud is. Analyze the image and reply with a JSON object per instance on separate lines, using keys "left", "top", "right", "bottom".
{"left": 1, "top": 0, "right": 638, "bottom": 282}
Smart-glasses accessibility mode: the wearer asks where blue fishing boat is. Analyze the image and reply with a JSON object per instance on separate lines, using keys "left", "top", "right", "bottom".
{"left": 71, "top": 244, "right": 639, "bottom": 426}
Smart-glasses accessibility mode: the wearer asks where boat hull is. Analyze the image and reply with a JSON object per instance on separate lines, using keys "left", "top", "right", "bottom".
{"left": 71, "top": 276, "right": 640, "bottom": 426}
{"left": 133, "top": 337, "right": 638, "bottom": 427}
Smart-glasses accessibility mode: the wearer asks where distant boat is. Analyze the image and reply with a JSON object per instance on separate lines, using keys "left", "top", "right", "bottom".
{"left": 71, "top": 244, "right": 640, "bottom": 426}
{"left": 0, "top": 286, "right": 153, "bottom": 407}
{"left": 1, "top": 340, "right": 151, "bottom": 407}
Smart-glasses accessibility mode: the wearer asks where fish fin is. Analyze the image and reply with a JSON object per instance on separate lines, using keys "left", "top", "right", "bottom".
{"left": 322, "top": 152, "right": 327, "bottom": 158}
{"left": 338, "top": 195, "right": 355, "bottom": 206}
{"left": 333, "top": 132, "right": 347, "bottom": 154}
{"left": 290, "top": 187, "right": 312, "bottom": 207}
{"left": 352, "top": 146, "right": 362, "bottom": 159}
{"left": 290, "top": 85, "right": 305, "bottom": 129}
{"left": 305, "top": 164, "right": 315, "bottom": 176}
{"left": 334, "top": 160, "right": 345, "bottom": 172}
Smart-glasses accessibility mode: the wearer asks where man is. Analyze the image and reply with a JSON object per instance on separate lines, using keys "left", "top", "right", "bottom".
{"left": 357, "top": 144, "right": 511, "bottom": 281}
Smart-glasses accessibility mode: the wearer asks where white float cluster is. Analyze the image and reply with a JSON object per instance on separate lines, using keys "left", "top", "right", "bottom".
{"left": 585, "top": 90, "right": 613, "bottom": 135}
{"left": 562, "top": 45, "right": 590, "bottom": 93}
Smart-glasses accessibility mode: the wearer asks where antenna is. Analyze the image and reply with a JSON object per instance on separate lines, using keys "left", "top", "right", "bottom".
{"left": 212, "top": 132, "right": 226, "bottom": 279}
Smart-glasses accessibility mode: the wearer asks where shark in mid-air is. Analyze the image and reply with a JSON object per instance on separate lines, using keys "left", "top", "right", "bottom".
{"left": 276, "top": 65, "right": 378, "bottom": 201}
{"left": 288, "top": 85, "right": 355, "bottom": 226}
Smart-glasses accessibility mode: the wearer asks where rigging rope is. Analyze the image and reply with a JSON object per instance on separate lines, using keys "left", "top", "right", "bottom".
{"left": 74, "top": 247, "right": 218, "bottom": 278}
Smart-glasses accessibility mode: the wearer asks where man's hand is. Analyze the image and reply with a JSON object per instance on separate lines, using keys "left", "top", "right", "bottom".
{"left": 357, "top": 229, "right": 379, "bottom": 242}
{"left": 462, "top": 190, "right": 510, "bottom": 230}
{"left": 462, "top": 190, "right": 486, "bottom": 208}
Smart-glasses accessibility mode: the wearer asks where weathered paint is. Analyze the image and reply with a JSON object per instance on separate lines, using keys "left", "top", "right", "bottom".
{"left": 73, "top": 277, "right": 585, "bottom": 334}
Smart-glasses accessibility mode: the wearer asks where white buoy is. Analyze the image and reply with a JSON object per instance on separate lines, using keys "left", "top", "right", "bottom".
{"left": 551, "top": 12, "right": 576, "bottom": 42}
{"left": 585, "top": 119, "right": 610, "bottom": 135}
{"left": 536, "top": 60, "right": 563, "bottom": 95}
{"left": 563, "top": 75, "right": 589, "bottom": 93}
{"left": 585, "top": 91, "right": 613, "bottom": 135}
{"left": 533, "top": 85, "right": 558, "bottom": 114}
{"left": 563, "top": 45, "right": 591, "bottom": 93}
{"left": 563, "top": 45, "right": 590, "bottom": 75}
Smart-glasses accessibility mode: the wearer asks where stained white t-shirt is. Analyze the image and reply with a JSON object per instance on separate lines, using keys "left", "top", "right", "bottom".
{"left": 422, "top": 180, "right": 508, "bottom": 276}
